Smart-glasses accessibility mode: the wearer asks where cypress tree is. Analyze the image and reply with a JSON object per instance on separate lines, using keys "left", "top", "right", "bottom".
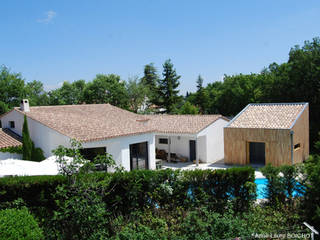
{"left": 157, "top": 59, "right": 181, "bottom": 113}
{"left": 22, "top": 115, "right": 32, "bottom": 160}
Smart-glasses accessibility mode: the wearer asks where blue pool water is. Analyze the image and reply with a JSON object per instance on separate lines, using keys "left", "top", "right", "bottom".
{"left": 255, "top": 178, "right": 303, "bottom": 199}
{"left": 255, "top": 178, "right": 268, "bottom": 199}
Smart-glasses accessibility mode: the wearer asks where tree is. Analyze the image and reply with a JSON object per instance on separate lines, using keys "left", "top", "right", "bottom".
{"left": 179, "top": 101, "right": 199, "bottom": 115}
{"left": 141, "top": 63, "right": 159, "bottom": 103}
{"left": 83, "top": 74, "right": 129, "bottom": 108}
{"left": 22, "top": 115, "right": 33, "bottom": 160}
{"left": 195, "top": 75, "right": 209, "bottom": 114}
{"left": 157, "top": 59, "right": 181, "bottom": 113}
{"left": 0, "top": 66, "right": 25, "bottom": 109}
{"left": 24, "top": 80, "right": 49, "bottom": 106}
{"left": 0, "top": 101, "right": 9, "bottom": 115}
{"left": 48, "top": 80, "right": 86, "bottom": 105}
{"left": 126, "top": 77, "right": 149, "bottom": 113}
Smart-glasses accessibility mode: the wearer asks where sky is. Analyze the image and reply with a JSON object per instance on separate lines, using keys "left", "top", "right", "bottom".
{"left": 1, "top": 0, "right": 320, "bottom": 94}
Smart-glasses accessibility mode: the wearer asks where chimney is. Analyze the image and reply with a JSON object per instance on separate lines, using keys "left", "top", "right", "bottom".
{"left": 20, "top": 99, "right": 30, "bottom": 112}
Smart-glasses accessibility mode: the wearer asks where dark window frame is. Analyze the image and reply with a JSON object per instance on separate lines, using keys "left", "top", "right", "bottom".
{"left": 130, "top": 142, "right": 149, "bottom": 171}
{"left": 9, "top": 121, "right": 15, "bottom": 128}
{"left": 159, "top": 138, "right": 168, "bottom": 144}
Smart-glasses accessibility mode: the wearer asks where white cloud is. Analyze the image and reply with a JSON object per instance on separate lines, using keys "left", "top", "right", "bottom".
{"left": 37, "top": 10, "right": 56, "bottom": 24}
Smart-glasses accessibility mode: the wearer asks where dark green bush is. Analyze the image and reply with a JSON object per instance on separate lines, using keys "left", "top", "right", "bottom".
{"left": 0, "top": 207, "right": 43, "bottom": 240}
{"left": 0, "top": 175, "right": 66, "bottom": 214}
{"left": 261, "top": 164, "right": 302, "bottom": 207}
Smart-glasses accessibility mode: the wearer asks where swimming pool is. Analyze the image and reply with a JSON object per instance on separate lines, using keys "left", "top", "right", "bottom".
{"left": 255, "top": 178, "right": 302, "bottom": 199}
{"left": 255, "top": 178, "right": 268, "bottom": 199}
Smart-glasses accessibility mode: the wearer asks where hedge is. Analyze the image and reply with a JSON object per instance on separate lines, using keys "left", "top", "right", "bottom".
{"left": 0, "top": 167, "right": 256, "bottom": 217}
{"left": 0, "top": 207, "right": 43, "bottom": 240}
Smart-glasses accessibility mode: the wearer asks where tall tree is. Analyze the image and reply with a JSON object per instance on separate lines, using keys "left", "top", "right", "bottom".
{"left": 22, "top": 115, "right": 33, "bottom": 160}
{"left": 0, "top": 66, "right": 25, "bottom": 108}
{"left": 141, "top": 63, "right": 159, "bottom": 104}
{"left": 83, "top": 74, "right": 129, "bottom": 108}
{"left": 126, "top": 76, "right": 149, "bottom": 113}
{"left": 157, "top": 59, "right": 181, "bottom": 113}
{"left": 195, "top": 75, "right": 209, "bottom": 114}
{"left": 25, "top": 80, "right": 49, "bottom": 106}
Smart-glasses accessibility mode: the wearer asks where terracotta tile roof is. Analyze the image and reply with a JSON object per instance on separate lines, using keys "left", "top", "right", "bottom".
{"left": 12, "top": 104, "right": 227, "bottom": 142}
{"left": 0, "top": 128, "right": 22, "bottom": 149}
{"left": 146, "top": 114, "right": 226, "bottom": 134}
{"left": 227, "top": 103, "right": 308, "bottom": 129}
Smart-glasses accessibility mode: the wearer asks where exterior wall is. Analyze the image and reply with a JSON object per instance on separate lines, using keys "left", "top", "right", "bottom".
{"left": 1, "top": 110, "right": 156, "bottom": 171}
{"left": 1, "top": 110, "right": 71, "bottom": 158}
{"left": 83, "top": 133, "right": 156, "bottom": 171}
{"left": 0, "top": 152, "right": 22, "bottom": 160}
{"left": 198, "top": 118, "right": 229, "bottom": 163}
{"left": 224, "top": 128, "right": 291, "bottom": 166}
{"left": 291, "top": 105, "right": 309, "bottom": 164}
{"left": 155, "top": 134, "right": 196, "bottom": 161}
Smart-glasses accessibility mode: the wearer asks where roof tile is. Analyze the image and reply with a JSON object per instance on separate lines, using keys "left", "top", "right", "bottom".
{"left": 227, "top": 103, "right": 307, "bottom": 129}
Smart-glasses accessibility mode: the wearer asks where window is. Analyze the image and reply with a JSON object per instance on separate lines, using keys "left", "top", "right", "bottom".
{"left": 9, "top": 121, "right": 15, "bottom": 128}
{"left": 294, "top": 143, "right": 301, "bottom": 150}
{"left": 159, "top": 138, "right": 168, "bottom": 144}
{"left": 80, "top": 147, "right": 106, "bottom": 161}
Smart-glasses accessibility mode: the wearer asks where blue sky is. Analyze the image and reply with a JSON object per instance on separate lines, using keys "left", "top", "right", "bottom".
{"left": 1, "top": 0, "right": 320, "bottom": 93}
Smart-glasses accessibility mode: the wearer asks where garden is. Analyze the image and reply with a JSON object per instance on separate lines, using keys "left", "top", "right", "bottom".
{"left": 0, "top": 140, "right": 320, "bottom": 240}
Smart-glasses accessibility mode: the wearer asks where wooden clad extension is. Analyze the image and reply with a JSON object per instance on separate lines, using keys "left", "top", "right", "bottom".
{"left": 224, "top": 103, "right": 309, "bottom": 166}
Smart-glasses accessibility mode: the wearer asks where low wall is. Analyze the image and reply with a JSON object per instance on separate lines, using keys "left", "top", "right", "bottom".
{"left": 0, "top": 152, "right": 23, "bottom": 160}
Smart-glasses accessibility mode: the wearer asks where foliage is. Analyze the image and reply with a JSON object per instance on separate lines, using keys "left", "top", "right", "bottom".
{"left": 0, "top": 145, "right": 23, "bottom": 154}
{"left": 83, "top": 74, "right": 129, "bottom": 108}
{"left": 0, "top": 207, "right": 43, "bottom": 240}
{"left": 126, "top": 76, "right": 150, "bottom": 113}
{"left": 0, "top": 101, "right": 9, "bottom": 115}
{"left": 302, "top": 137, "right": 320, "bottom": 227}
{"left": 0, "top": 65, "right": 25, "bottom": 109}
{"left": 157, "top": 59, "right": 181, "bottom": 113}
{"left": 48, "top": 80, "right": 85, "bottom": 105}
{"left": 260, "top": 164, "right": 302, "bottom": 208}
{"left": 195, "top": 75, "right": 209, "bottom": 114}
{"left": 22, "top": 115, "right": 33, "bottom": 160}
{"left": 21, "top": 115, "right": 45, "bottom": 161}
{"left": 141, "top": 63, "right": 159, "bottom": 104}
{"left": 178, "top": 101, "right": 199, "bottom": 114}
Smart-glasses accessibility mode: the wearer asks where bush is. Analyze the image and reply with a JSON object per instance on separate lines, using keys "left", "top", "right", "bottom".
{"left": 0, "top": 175, "right": 66, "bottom": 214}
{"left": 0, "top": 207, "right": 43, "bottom": 240}
{"left": 260, "top": 164, "right": 302, "bottom": 207}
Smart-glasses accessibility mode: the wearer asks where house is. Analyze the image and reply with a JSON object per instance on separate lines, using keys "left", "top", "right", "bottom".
{"left": 0, "top": 99, "right": 229, "bottom": 171}
{"left": 224, "top": 103, "right": 309, "bottom": 166}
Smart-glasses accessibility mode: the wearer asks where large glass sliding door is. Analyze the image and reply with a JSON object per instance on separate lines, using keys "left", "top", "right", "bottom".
{"left": 130, "top": 142, "right": 148, "bottom": 170}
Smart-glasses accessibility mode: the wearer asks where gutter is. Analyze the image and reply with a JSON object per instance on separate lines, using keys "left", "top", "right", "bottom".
{"left": 290, "top": 130, "right": 294, "bottom": 165}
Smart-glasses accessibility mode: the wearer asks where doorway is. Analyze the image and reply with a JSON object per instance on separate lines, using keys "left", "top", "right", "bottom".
{"left": 130, "top": 142, "right": 149, "bottom": 170}
{"left": 249, "top": 142, "right": 265, "bottom": 165}
{"left": 189, "top": 140, "right": 196, "bottom": 162}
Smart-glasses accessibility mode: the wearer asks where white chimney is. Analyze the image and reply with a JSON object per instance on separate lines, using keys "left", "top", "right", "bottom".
{"left": 20, "top": 99, "right": 30, "bottom": 112}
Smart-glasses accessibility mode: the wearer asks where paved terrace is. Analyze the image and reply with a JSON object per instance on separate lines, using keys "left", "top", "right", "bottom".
{"left": 161, "top": 159, "right": 265, "bottom": 179}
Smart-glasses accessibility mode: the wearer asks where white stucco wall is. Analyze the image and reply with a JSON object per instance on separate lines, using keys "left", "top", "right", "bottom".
{"left": 1, "top": 110, "right": 71, "bottom": 158}
{"left": 0, "top": 152, "right": 22, "bottom": 160}
{"left": 83, "top": 133, "right": 156, "bottom": 171}
{"left": 197, "top": 118, "right": 229, "bottom": 163}
{"left": 155, "top": 134, "right": 196, "bottom": 161}
{"left": 1, "top": 110, "right": 156, "bottom": 171}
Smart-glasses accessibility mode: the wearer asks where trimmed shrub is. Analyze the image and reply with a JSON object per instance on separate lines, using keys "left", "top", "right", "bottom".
{"left": 0, "top": 207, "right": 43, "bottom": 240}
{"left": 0, "top": 175, "right": 66, "bottom": 212}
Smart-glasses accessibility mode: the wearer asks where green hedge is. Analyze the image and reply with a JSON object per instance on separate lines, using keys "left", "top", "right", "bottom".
{"left": 0, "top": 145, "right": 23, "bottom": 154}
{"left": 0, "top": 167, "right": 256, "bottom": 217}
{"left": 0, "top": 175, "right": 66, "bottom": 214}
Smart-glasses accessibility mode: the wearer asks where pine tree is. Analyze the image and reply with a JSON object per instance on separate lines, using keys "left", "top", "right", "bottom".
{"left": 141, "top": 63, "right": 158, "bottom": 91}
{"left": 195, "top": 75, "right": 208, "bottom": 114}
{"left": 22, "top": 115, "right": 32, "bottom": 160}
{"left": 157, "top": 59, "right": 181, "bottom": 113}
